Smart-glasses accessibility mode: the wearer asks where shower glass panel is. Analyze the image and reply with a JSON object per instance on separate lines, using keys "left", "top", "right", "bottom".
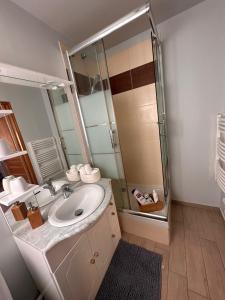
{"left": 48, "top": 88, "right": 84, "bottom": 166}
{"left": 69, "top": 42, "right": 127, "bottom": 209}
{"left": 152, "top": 36, "right": 170, "bottom": 197}
{"left": 68, "top": 9, "right": 169, "bottom": 219}
{"left": 103, "top": 14, "right": 166, "bottom": 216}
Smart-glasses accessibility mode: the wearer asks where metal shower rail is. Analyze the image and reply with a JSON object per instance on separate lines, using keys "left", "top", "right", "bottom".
{"left": 68, "top": 2, "right": 158, "bottom": 56}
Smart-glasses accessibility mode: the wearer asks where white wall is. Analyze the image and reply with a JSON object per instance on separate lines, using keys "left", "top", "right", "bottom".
{"left": 0, "top": 1, "right": 69, "bottom": 299}
{"left": 158, "top": 0, "right": 225, "bottom": 206}
{"left": 0, "top": 83, "right": 53, "bottom": 144}
{"left": 0, "top": 0, "right": 68, "bottom": 78}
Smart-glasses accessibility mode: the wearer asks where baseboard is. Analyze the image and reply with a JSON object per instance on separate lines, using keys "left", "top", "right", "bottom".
{"left": 172, "top": 199, "right": 220, "bottom": 211}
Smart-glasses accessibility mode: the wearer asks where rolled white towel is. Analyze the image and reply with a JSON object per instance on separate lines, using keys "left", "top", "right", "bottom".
{"left": 79, "top": 166, "right": 87, "bottom": 175}
{"left": 0, "top": 271, "right": 13, "bottom": 300}
{"left": 84, "top": 164, "right": 92, "bottom": 175}
{"left": 76, "top": 164, "right": 84, "bottom": 171}
{"left": 70, "top": 165, "right": 77, "bottom": 171}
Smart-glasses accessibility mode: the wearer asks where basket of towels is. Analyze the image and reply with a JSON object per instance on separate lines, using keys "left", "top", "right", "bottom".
{"left": 66, "top": 164, "right": 101, "bottom": 183}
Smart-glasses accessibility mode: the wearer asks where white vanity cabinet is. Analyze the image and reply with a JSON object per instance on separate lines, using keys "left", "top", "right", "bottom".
{"left": 54, "top": 234, "right": 99, "bottom": 300}
{"left": 15, "top": 195, "right": 121, "bottom": 300}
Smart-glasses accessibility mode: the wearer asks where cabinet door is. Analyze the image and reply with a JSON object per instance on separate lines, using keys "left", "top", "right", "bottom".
{"left": 54, "top": 234, "right": 99, "bottom": 300}
{"left": 107, "top": 195, "right": 121, "bottom": 250}
{"left": 87, "top": 212, "right": 114, "bottom": 282}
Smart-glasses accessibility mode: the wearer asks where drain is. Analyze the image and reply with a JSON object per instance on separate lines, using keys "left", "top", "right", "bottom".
{"left": 74, "top": 209, "right": 83, "bottom": 216}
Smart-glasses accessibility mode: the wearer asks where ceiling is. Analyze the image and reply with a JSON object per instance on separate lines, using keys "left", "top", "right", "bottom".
{"left": 10, "top": 0, "right": 205, "bottom": 45}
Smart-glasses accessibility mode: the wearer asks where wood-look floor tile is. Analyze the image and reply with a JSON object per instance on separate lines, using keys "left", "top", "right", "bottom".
{"left": 172, "top": 204, "right": 183, "bottom": 223}
{"left": 188, "top": 290, "right": 208, "bottom": 300}
{"left": 182, "top": 206, "right": 199, "bottom": 232}
{"left": 154, "top": 247, "right": 169, "bottom": 300}
{"left": 126, "top": 233, "right": 144, "bottom": 246}
{"left": 167, "top": 272, "right": 188, "bottom": 300}
{"left": 213, "top": 222, "right": 225, "bottom": 269}
{"left": 141, "top": 237, "right": 155, "bottom": 252}
{"left": 155, "top": 241, "right": 170, "bottom": 252}
{"left": 196, "top": 209, "right": 216, "bottom": 241}
{"left": 154, "top": 246, "right": 169, "bottom": 272}
{"left": 185, "top": 230, "right": 208, "bottom": 297}
{"left": 207, "top": 209, "right": 224, "bottom": 224}
{"left": 121, "top": 231, "right": 129, "bottom": 242}
{"left": 201, "top": 238, "right": 225, "bottom": 300}
{"left": 169, "top": 221, "right": 186, "bottom": 276}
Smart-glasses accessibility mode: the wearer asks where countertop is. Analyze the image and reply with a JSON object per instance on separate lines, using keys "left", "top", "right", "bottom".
{"left": 5, "top": 178, "right": 112, "bottom": 253}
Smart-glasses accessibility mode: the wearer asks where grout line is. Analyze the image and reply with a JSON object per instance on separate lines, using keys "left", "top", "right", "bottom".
{"left": 183, "top": 223, "right": 189, "bottom": 300}
{"left": 188, "top": 289, "right": 209, "bottom": 299}
{"left": 200, "top": 237, "right": 212, "bottom": 300}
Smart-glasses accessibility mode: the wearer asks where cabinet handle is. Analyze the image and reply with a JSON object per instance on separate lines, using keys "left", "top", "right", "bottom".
{"left": 111, "top": 212, "right": 115, "bottom": 215}
{"left": 94, "top": 252, "right": 99, "bottom": 257}
{"left": 90, "top": 258, "right": 95, "bottom": 264}
{"left": 109, "top": 202, "right": 113, "bottom": 206}
{"left": 112, "top": 234, "right": 116, "bottom": 238}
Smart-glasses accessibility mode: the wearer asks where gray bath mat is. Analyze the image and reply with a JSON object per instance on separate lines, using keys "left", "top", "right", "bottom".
{"left": 96, "top": 240, "right": 162, "bottom": 300}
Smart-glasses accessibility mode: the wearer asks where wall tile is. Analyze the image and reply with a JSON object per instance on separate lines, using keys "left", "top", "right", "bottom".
{"left": 131, "top": 62, "right": 155, "bottom": 89}
{"left": 110, "top": 70, "right": 132, "bottom": 95}
{"left": 129, "top": 38, "right": 153, "bottom": 70}
{"left": 112, "top": 87, "right": 163, "bottom": 186}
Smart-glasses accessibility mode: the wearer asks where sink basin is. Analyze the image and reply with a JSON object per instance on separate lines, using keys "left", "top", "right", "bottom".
{"left": 48, "top": 184, "right": 104, "bottom": 227}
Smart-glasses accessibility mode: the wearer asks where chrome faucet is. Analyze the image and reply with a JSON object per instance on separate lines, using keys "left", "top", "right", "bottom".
{"left": 43, "top": 179, "right": 56, "bottom": 196}
{"left": 61, "top": 184, "right": 73, "bottom": 199}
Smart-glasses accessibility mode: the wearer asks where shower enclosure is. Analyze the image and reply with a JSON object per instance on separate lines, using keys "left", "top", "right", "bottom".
{"left": 65, "top": 3, "right": 170, "bottom": 221}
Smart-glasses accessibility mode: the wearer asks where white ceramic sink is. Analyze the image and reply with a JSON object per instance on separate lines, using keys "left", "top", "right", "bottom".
{"left": 48, "top": 184, "right": 104, "bottom": 227}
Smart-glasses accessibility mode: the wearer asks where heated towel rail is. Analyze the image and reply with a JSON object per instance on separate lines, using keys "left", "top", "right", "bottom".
{"left": 27, "top": 137, "right": 64, "bottom": 184}
{"left": 215, "top": 114, "right": 225, "bottom": 193}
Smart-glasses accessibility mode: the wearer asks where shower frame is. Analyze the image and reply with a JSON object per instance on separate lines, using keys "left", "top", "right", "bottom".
{"left": 64, "top": 3, "right": 170, "bottom": 221}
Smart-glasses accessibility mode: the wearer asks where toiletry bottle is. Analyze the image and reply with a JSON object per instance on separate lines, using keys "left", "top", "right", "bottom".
{"left": 11, "top": 201, "right": 27, "bottom": 221}
{"left": 153, "top": 190, "right": 159, "bottom": 203}
{"left": 27, "top": 202, "right": 43, "bottom": 229}
{"left": 132, "top": 189, "right": 152, "bottom": 206}
{"left": 144, "top": 193, "right": 154, "bottom": 202}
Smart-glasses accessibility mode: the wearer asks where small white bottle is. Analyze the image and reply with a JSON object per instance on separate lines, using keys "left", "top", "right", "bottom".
{"left": 153, "top": 190, "right": 159, "bottom": 203}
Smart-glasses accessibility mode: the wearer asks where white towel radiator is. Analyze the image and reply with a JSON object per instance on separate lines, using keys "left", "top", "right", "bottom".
{"left": 27, "top": 137, "right": 65, "bottom": 184}
{"left": 215, "top": 113, "right": 225, "bottom": 220}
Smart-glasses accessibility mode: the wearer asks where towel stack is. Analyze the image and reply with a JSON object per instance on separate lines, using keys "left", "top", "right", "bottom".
{"left": 66, "top": 164, "right": 101, "bottom": 183}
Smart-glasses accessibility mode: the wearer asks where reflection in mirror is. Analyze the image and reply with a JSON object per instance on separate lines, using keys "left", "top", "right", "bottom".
{"left": 48, "top": 88, "right": 83, "bottom": 166}
{"left": 0, "top": 82, "right": 83, "bottom": 220}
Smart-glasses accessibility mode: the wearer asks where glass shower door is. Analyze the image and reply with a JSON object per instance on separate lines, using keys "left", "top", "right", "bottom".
{"left": 48, "top": 88, "right": 84, "bottom": 166}
{"left": 152, "top": 35, "right": 170, "bottom": 198}
{"left": 69, "top": 41, "right": 127, "bottom": 209}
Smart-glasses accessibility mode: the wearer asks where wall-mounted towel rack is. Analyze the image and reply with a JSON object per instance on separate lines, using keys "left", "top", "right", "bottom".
{"left": 27, "top": 137, "right": 64, "bottom": 184}
{"left": 215, "top": 114, "right": 225, "bottom": 193}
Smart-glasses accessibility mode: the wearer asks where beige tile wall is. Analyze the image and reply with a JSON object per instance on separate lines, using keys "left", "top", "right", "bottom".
{"left": 113, "top": 85, "right": 163, "bottom": 186}
{"left": 106, "top": 30, "right": 153, "bottom": 77}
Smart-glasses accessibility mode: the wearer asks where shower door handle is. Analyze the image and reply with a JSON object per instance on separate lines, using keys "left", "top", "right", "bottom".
{"left": 109, "top": 128, "right": 116, "bottom": 149}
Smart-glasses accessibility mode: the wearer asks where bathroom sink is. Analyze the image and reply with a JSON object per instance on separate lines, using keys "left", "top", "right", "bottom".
{"left": 48, "top": 184, "right": 104, "bottom": 227}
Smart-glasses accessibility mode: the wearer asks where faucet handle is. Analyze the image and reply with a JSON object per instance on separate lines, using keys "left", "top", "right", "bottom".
{"left": 45, "top": 178, "right": 53, "bottom": 186}
{"left": 61, "top": 183, "right": 73, "bottom": 199}
{"left": 61, "top": 183, "right": 72, "bottom": 192}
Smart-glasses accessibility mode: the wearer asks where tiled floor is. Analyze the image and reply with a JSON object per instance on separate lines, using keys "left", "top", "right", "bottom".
{"left": 121, "top": 203, "right": 225, "bottom": 300}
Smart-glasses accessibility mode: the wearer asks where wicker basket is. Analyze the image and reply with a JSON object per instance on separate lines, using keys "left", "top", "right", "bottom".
{"left": 138, "top": 200, "right": 164, "bottom": 213}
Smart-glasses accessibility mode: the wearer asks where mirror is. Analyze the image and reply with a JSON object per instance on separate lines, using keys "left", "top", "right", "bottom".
{"left": 0, "top": 80, "right": 84, "bottom": 221}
